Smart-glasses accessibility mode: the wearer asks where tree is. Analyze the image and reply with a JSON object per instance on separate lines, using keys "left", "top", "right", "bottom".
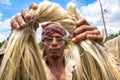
{"left": 0, "top": 40, "right": 5, "bottom": 48}
{"left": 105, "top": 31, "right": 120, "bottom": 42}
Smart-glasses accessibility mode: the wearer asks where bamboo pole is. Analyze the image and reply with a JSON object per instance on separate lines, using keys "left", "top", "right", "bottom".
{"left": 98, "top": 0, "right": 108, "bottom": 38}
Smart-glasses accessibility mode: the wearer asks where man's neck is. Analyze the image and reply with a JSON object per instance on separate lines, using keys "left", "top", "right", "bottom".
{"left": 46, "top": 56, "right": 65, "bottom": 69}
{"left": 46, "top": 56, "right": 66, "bottom": 80}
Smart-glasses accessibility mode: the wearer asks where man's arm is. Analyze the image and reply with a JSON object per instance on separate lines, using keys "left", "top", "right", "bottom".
{"left": 10, "top": 3, "right": 103, "bottom": 44}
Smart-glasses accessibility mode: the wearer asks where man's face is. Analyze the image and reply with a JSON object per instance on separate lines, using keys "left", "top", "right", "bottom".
{"left": 42, "top": 33, "right": 67, "bottom": 60}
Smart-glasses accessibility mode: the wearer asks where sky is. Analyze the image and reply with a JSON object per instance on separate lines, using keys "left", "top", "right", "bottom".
{"left": 0, "top": 0, "right": 120, "bottom": 42}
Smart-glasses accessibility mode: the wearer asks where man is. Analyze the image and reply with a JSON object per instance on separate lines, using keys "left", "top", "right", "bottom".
{"left": 2, "top": 3, "right": 103, "bottom": 80}
{"left": 10, "top": 3, "right": 103, "bottom": 44}
{"left": 41, "top": 22, "right": 68, "bottom": 80}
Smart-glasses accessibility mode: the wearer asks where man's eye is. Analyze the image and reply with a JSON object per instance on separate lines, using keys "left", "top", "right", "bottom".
{"left": 44, "top": 36, "right": 64, "bottom": 42}
{"left": 56, "top": 38, "right": 63, "bottom": 41}
{"left": 45, "top": 37, "right": 53, "bottom": 41}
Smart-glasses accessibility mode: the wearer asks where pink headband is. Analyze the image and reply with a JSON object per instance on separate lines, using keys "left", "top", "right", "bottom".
{"left": 41, "top": 22, "right": 66, "bottom": 36}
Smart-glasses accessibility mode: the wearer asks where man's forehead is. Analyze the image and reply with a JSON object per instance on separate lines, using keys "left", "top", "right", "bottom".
{"left": 48, "top": 33, "right": 63, "bottom": 37}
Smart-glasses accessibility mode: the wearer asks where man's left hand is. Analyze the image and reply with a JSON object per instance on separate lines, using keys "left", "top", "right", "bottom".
{"left": 70, "top": 18, "right": 103, "bottom": 44}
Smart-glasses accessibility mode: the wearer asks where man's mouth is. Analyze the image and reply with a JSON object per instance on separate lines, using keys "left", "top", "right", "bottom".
{"left": 49, "top": 48, "right": 60, "bottom": 53}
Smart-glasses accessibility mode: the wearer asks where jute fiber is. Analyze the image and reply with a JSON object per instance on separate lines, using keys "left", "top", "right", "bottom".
{"left": 0, "top": 0, "right": 120, "bottom": 80}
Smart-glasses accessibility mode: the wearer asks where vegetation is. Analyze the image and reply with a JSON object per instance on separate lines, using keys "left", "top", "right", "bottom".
{"left": 67, "top": 39, "right": 73, "bottom": 48}
{"left": 105, "top": 31, "right": 120, "bottom": 42}
{"left": 38, "top": 41, "right": 42, "bottom": 49}
{"left": 0, "top": 40, "right": 5, "bottom": 48}
{"left": 0, "top": 31, "right": 120, "bottom": 48}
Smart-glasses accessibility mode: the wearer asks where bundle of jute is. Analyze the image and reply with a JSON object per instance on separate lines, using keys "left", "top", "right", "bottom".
{"left": 105, "top": 35, "right": 120, "bottom": 72}
{"left": 31, "top": 1, "right": 120, "bottom": 79}
{"left": 105, "top": 35, "right": 120, "bottom": 61}
{"left": 0, "top": 0, "right": 120, "bottom": 80}
{"left": 0, "top": 21, "right": 47, "bottom": 79}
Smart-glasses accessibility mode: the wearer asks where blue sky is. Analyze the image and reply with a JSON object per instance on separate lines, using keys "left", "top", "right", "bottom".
{"left": 0, "top": 0, "right": 96, "bottom": 21}
{"left": 0, "top": 0, "right": 120, "bottom": 41}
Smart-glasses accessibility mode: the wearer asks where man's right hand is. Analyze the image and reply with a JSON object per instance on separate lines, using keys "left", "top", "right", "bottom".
{"left": 10, "top": 3, "right": 39, "bottom": 30}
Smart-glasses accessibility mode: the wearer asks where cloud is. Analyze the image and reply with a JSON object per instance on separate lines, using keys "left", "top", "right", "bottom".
{"left": 36, "top": 26, "right": 43, "bottom": 42}
{"left": 0, "top": 12, "right": 2, "bottom": 20}
{"left": 0, "top": 0, "right": 11, "bottom": 5}
{"left": 76, "top": 0, "right": 120, "bottom": 36}
{"left": 0, "top": 0, "right": 120, "bottom": 42}
{"left": 0, "top": 14, "right": 11, "bottom": 41}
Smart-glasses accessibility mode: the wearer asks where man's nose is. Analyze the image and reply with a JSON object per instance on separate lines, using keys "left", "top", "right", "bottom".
{"left": 51, "top": 38, "right": 57, "bottom": 46}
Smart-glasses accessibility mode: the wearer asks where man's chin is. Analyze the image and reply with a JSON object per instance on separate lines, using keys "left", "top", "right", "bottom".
{"left": 51, "top": 55, "right": 61, "bottom": 60}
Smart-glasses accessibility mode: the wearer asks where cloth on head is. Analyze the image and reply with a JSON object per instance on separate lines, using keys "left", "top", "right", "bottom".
{"left": 41, "top": 22, "right": 66, "bottom": 36}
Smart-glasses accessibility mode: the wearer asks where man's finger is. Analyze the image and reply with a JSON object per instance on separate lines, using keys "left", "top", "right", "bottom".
{"left": 21, "top": 9, "right": 31, "bottom": 20}
{"left": 15, "top": 15, "right": 27, "bottom": 28}
{"left": 75, "top": 18, "right": 89, "bottom": 29}
{"left": 71, "top": 32, "right": 87, "bottom": 43}
{"left": 85, "top": 29, "right": 101, "bottom": 35}
{"left": 29, "top": 2, "right": 38, "bottom": 10}
{"left": 10, "top": 18, "right": 20, "bottom": 30}
{"left": 72, "top": 25, "right": 97, "bottom": 38}
{"left": 86, "top": 34, "right": 103, "bottom": 43}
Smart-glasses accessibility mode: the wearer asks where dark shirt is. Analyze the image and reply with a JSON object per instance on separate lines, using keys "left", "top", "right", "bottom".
{"left": 0, "top": 53, "right": 4, "bottom": 64}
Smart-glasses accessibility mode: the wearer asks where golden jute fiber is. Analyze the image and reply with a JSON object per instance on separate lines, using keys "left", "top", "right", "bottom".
{"left": 0, "top": 0, "right": 120, "bottom": 80}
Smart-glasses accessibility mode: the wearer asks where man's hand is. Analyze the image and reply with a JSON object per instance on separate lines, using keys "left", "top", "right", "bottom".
{"left": 70, "top": 18, "right": 103, "bottom": 44}
{"left": 10, "top": 3, "right": 39, "bottom": 30}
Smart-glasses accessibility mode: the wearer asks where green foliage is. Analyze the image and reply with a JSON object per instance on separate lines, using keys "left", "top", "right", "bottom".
{"left": 0, "top": 40, "right": 5, "bottom": 48}
{"left": 105, "top": 31, "right": 120, "bottom": 42}
{"left": 67, "top": 39, "right": 73, "bottom": 48}
{"left": 38, "top": 41, "right": 43, "bottom": 49}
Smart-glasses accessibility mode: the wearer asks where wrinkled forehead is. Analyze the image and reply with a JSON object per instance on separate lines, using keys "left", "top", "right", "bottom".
{"left": 48, "top": 33, "right": 63, "bottom": 37}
